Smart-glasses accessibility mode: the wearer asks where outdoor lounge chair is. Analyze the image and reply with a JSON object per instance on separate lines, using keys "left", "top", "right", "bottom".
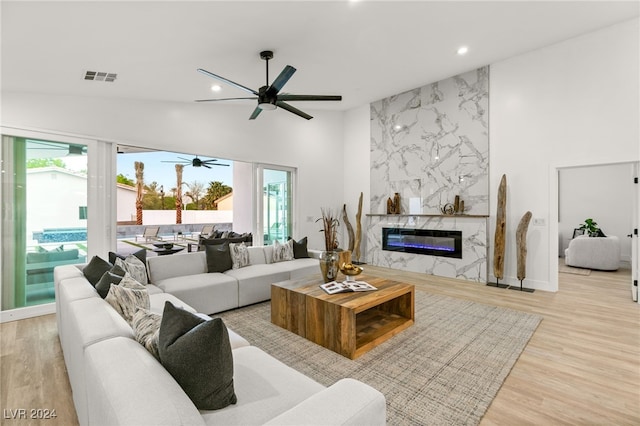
{"left": 135, "top": 226, "right": 160, "bottom": 243}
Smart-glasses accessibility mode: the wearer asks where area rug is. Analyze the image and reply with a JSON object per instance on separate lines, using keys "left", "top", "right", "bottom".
{"left": 217, "top": 291, "right": 542, "bottom": 425}
{"left": 559, "top": 263, "right": 591, "bottom": 276}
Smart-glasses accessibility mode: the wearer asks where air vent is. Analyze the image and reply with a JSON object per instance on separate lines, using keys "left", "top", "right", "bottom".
{"left": 84, "top": 70, "right": 117, "bottom": 82}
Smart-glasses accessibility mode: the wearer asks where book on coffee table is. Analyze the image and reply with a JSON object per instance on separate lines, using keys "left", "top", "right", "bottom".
{"left": 320, "top": 280, "right": 377, "bottom": 294}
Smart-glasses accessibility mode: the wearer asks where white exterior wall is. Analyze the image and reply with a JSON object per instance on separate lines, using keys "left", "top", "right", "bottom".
{"left": 116, "top": 185, "right": 137, "bottom": 222}
{"left": 26, "top": 168, "right": 87, "bottom": 239}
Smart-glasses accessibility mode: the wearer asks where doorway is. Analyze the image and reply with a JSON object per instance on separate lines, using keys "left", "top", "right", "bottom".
{"left": 553, "top": 161, "right": 637, "bottom": 302}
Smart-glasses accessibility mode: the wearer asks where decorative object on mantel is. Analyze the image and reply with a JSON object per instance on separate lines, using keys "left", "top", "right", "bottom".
{"left": 353, "top": 192, "right": 365, "bottom": 265}
{"left": 440, "top": 203, "right": 455, "bottom": 215}
{"left": 386, "top": 192, "right": 401, "bottom": 214}
{"left": 342, "top": 204, "right": 355, "bottom": 252}
{"left": 509, "top": 211, "right": 535, "bottom": 292}
{"left": 442, "top": 195, "right": 466, "bottom": 215}
{"left": 490, "top": 174, "right": 509, "bottom": 288}
{"left": 317, "top": 208, "right": 340, "bottom": 282}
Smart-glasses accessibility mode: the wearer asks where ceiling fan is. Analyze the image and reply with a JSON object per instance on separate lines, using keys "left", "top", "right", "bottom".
{"left": 161, "top": 156, "right": 229, "bottom": 169}
{"left": 196, "top": 50, "right": 342, "bottom": 120}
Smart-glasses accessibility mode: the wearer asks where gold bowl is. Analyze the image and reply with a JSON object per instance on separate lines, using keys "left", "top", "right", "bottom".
{"left": 340, "top": 262, "right": 363, "bottom": 280}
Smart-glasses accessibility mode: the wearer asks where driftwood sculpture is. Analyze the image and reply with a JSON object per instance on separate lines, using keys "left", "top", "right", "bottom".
{"left": 342, "top": 204, "right": 355, "bottom": 252}
{"left": 492, "top": 174, "right": 507, "bottom": 287}
{"left": 386, "top": 193, "right": 401, "bottom": 214}
{"left": 516, "top": 211, "right": 532, "bottom": 280}
{"left": 514, "top": 211, "right": 534, "bottom": 292}
{"left": 353, "top": 192, "right": 363, "bottom": 263}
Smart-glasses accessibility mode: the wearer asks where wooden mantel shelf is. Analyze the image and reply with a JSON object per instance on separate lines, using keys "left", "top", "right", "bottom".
{"left": 366, "top": 214, "right": 489, "bottom": 218}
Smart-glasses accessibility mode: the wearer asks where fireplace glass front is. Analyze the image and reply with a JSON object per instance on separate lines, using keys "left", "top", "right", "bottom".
{"left": 382, "top": 227, "right": 462, "bottom": 259}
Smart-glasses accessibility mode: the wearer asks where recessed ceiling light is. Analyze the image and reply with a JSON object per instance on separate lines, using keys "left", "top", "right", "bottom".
{"left": 457, "top": 46, "right": 469, "bottom": 56}
{"left": 211, "top": 84, "right": 222, "bottom": 92}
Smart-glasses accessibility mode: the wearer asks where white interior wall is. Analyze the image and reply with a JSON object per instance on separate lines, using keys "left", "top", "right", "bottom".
{"left": 559, "top": 163, "right": 634, "bottom": 262}
{"left": 232, "top": 161, "right": 254, "bottom": 235}
{"left": 490, "top": 18, "right": 639, "bottom": 291}
{"left": 342, "top": 104, "right": 370, "bottom": 256}
{"left": 1, "top": 95, "right": 345, "bottom": 251}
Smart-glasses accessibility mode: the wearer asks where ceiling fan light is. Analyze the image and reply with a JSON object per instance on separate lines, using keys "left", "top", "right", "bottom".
{"left": 258, "top": 102, "right": 277, "bottom": 111}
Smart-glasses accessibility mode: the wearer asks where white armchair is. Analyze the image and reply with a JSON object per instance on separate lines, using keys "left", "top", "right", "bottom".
{"left": 564, "top": 235, "right": 621, "bottom": 271}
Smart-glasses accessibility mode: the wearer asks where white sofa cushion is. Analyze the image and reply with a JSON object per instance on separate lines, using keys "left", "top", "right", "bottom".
{"left": 85, "top": 337, "right": 205, "bottom": 426}
{"left": 272, "top": 258, "right": 320, "bottom": 280}
{"left": 154, "top": 273, "right": 239, "bottom": 315}
{"left": 247, "top": 246, "right": 267, "bottom": 265}
{"left": 147, "top": 251, "right": 207, "bottom": 282}
{"left": 200, "top": 346, "right": 325, "bottom": 425}
{"left": 65, "top": 297, "right": 134, "bottom": 426}
{"left": 224, "top": 265, "right": 290, "bottom": 306}
{"left": 150, "top": 293, "right": 197, "bottom": 314}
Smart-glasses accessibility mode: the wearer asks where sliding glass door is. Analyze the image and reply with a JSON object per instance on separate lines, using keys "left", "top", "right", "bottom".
{"left": 257, "top": 165, "right": 295, "bottom": 245}
{"left": 1, "top": 135, "right": 88, "bottom": 311}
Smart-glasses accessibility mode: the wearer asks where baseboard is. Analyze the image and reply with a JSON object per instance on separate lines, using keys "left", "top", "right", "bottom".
{"left": 0, "top": 303, "right": 55, "bottom": 323}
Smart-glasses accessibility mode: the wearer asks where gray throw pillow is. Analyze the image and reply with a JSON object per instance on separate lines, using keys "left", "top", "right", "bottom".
{"left": 289, "top": 237, "right": 310, "bottom": 259}
{"left": 109, "top": 249, "right": 148, "bottom": 282}
{"left": 272, "top": 239, "right": 294, "bottom": 263}
{"left": 95, "top": 271, "right": 124, "bottom": 299}
{"left": 158, "top": 302, "right": 237, "bottom": 410}
{"left": 82, "top": 255, "right": 112, "bottom": 286}
{"left": 205, "top": 243, "right": 232, "bottom": 273}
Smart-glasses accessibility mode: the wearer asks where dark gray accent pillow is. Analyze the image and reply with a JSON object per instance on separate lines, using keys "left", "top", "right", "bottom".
{"left": 82, "top": 256, "right": 112, "bottom": 286}
{"left": 158, "top": 302, "right": 237, "bottom": 410}
{"left": 205, "top": 243, "right": 232, "bottom": 273}
{"left": 289, "top": 237, "right": 310, "bottom": 259}
{"left": 95, "top": 271, "right": 124, "bottom": 299}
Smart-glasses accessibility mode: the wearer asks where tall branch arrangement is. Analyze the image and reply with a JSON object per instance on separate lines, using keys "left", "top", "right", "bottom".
{"left": 317, "top": 208, "right": 339, "bottom": 252}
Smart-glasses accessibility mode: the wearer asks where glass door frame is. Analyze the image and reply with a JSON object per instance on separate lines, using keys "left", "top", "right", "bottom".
{"left": 254, "top": 163, "right": 297, "bottom": 247}
{"left": 0, "top": 126, "right": 116, "bottom": 322}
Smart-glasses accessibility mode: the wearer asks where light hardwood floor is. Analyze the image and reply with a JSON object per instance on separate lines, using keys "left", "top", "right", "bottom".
{"left": 1, "top": 263, "right": 638, "bottom": 425}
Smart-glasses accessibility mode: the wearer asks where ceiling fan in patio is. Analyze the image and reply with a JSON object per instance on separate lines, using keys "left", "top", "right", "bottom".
{"left": 161, "top": 156, "right": 229, "bottom": 169}
{"left": 195, "top": 50, "right": 342, "bottom": 120}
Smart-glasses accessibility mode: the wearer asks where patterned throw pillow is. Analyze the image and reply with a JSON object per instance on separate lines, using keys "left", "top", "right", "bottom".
{"left": 115, "top": 255, "right": 148, "bottom": 284}
{"left": 229, "top": 242, "right": 250, "bottom": 269}
{"left": 105, "top": 275, "right": 149, "bottom": 324}
{"left": 132, "top": 308, "right": 162, "bottom": 360}
{"left": 272, "top": 239, "right": 294, "bottom": 263}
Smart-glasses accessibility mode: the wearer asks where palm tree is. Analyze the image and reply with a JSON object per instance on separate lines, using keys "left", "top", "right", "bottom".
{"left": 175, "top": 164, "right": 184, "bottom": 224}
{"left": 134, "top": 161, "right": 144, "bottom": 225}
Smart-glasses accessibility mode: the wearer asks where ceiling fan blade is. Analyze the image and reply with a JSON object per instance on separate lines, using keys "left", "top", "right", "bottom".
{"left": 277, "top": 94, "right": 342, "bottom": 102}
{"left": 195, "top": 97, "right": 257, "bottom": 102}
{"left": 203, "top": 164, "right": 211, "bottom": 169}
{"left": 276, "top": 101, "right": 313, "bottom": 120}
{"left": 210, "top": 163, "right": 230, "bottom": 167}
{"left": 249, "top": 106, "right": 263, "bottom": 120}
{"left": 161, "top": 161, "right": 189, "bottom": 164}
{"left": 197, "top": 68, "right": 258, "bottom": 95}
{"left": 267, "top": 65, "right": 296, "bottom": 96}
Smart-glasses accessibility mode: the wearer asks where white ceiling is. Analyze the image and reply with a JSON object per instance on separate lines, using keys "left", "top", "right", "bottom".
{"left": 2, "top": 1, "right": 638, "bottom": 114}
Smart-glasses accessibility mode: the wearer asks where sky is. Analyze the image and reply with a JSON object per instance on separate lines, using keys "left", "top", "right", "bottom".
{"left": 117, "top": 150, "right": 233, "bottom": 190}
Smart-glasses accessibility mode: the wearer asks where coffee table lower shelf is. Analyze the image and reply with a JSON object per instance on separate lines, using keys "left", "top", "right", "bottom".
{"left": 272, "top": 275, "right": 415, "bottom": 359}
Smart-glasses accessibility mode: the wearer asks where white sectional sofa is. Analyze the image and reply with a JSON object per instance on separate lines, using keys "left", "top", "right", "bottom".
{"left": 146, "top": 246, "right": 321, "bottom": 314}
{"left": 53, "top": 246, "right": 386, "bottom": 426}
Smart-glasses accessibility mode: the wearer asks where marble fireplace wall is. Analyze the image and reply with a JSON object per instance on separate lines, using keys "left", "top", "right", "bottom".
{"left": 367, "top": 215, "right": 487, "bottom": 282}
{"left": 370, "top": 67, "right": 489, "bottom": 215}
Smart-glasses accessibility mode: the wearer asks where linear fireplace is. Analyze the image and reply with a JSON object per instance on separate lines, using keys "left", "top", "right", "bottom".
{"left": 382, "top": 228, "right": 463, "bottom": 259}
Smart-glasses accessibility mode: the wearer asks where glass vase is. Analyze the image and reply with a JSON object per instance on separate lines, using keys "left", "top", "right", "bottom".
{"left": 319, "top": 251, "right": 339, "bottom": 283}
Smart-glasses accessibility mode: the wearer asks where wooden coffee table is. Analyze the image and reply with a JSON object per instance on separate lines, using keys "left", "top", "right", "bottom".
{"left": 271, "top": 275, "right": 414, "bottom": 359}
